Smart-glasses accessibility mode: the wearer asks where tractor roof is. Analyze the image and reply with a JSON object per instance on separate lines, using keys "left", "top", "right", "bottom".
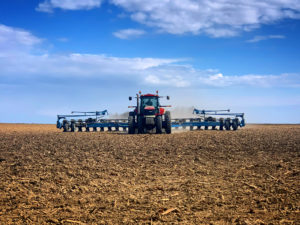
{"left": 141, "top": 94, "right": 158, "bottom": 97}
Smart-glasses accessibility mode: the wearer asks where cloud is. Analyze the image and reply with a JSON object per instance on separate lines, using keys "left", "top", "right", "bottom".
{"left": 143, "top": 66, "right": 300, "bottom": 88}
{"left": 36, "top": 0, "right": 300, "bottom": 37}
{"left": 144, "top": 74, "right": 190, "bottom": 87}
{"left": 0, "top": 24, "right": 43, "bottom": 56}
{"left": 110, "top": 0, "right": 300, "bottom": 37}
{"left": 0, "top": 53, "right": 180, "bottom": 78}
{"left": 36, "top": 0, "right": 102, "bottom": 13}
{"left": 113, "top": 29, "right": 146, "bottom": 39}
{"left": 199, "top": 73, "right": 300, "bottom": 88}
{"left": 1, "top": 24, "right": 299, "bottom": 89}
{"left": 246, "top": 35, "right": 286, "bottom": 43}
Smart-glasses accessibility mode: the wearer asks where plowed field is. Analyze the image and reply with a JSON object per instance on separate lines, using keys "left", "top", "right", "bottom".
{"left": 0, "top": 124, "right": 299, "bottom": 224}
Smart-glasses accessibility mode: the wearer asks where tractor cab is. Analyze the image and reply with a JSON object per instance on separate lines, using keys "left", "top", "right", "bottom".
{"left": 128, "top": 91, "right": 172, "bottom": 134}
{"left": 140, "top": 94, "right": 159, "bottom": 115}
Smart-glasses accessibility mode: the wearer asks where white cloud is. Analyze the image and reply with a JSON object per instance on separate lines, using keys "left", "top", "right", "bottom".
{"left": 204, "top": 28, "right": 238, "bottom": 38}
{"left": 36, "top": 0, "right": 102, "bottom": 12}
{"left": 0, "top": 24, "right": 299, "bottom": 89}
{"left": 209, "top": 73, "right": 224, "bottom": 80}
{"left": 143, "top": 66, "right": 300, "bottom": 88}
{"left": 113, "top": 29, "right": 146, "bottom": 39}
{"left": 199, "top": 73, "right": 300, "bottom": 88}
{"left": 110, "top": 0, "right": 300, "bottom": 37}
{"left": 144, "top": 74, "right": 190, "bottom": 87}
{"left": 35, "top": 0, "right": 300, "bottom": 37}
{"left": 0, "top": 53, "right": 179, "bottom": 78}
{"left": 0, "top": 24, "right": 42, "bottom": 56}
{"left": 246, "top": 34, "right": 286, "bottom": 43}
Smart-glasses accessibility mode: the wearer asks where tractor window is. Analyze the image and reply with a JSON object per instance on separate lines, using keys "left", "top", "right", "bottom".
{"left": 141, "top": 97, "right": 158, "bottom": 108}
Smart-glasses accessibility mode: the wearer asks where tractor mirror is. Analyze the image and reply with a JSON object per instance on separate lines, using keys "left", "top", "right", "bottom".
{"left": 167, "top": 96, "right": 170, "bottom": 100}
{"left": 129, "top": 96, "right": 132, "bottom": 101}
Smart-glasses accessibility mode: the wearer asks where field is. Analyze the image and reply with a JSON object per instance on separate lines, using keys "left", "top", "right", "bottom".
{"left": 0, "top": 124, "right": 299, "bottom": 224}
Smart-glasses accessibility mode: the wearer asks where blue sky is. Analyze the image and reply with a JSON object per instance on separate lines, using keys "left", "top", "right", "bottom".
{"left": 0, "top": 0, "right": 300, "bottom": 123}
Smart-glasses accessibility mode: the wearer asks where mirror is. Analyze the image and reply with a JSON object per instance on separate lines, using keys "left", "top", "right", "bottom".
{"left": 167, "top": 96, "right": 170, "bottom": 100}
{"left": 129, "top": 96, "right": 132, "bottom": 101}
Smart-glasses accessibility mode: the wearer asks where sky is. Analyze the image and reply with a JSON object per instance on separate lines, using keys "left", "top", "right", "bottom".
{"left": 0, "top": 0, "right": 300, "bottom": 124}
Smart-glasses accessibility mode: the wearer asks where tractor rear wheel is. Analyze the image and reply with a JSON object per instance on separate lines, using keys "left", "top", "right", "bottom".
{"left": 165, "top": 111, "right": 171, "bottom": 134}
{"left": 156, "top": 116, "right": 162, "bottom": 134}
{"left": 138, "top": 116, "right": 144, "bottom": 134}
{"left": 128, "top": 116, "right": 135, "bottom": 134}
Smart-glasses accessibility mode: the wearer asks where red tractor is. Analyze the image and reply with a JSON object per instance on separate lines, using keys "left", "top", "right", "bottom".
{"left": 128, "top": 91, "right": 172, "bottom": 134}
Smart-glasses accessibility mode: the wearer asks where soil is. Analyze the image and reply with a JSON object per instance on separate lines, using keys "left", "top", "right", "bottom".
{"left": 0, "top": 124, "right": 299, "bottom": 224}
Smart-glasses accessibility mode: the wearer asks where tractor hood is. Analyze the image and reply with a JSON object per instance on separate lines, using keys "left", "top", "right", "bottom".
{"left": 144, "top": 106, "right": 155, "bottom": 110}
{"left": 143, "top": 106, "right": 156, "bottom": 116}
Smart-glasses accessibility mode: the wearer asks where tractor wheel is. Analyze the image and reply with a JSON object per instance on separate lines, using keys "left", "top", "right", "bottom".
{"left": 156, "top": 116, "right": 162, "bottom": 134}
{"left": 71, "top": 123, "right": 75, "bottom": 132}
{"left": 128, "top": 116, "right": 135, "bottom": 134}
{"left": 138, "top": 117, "right": 144, "bottom": 134}
{"left": 165, "top": 111, "right": 172, "bottom": 134}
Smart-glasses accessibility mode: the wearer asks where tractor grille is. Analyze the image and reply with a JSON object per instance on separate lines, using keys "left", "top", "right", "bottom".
{"left": 143, "top": 110, "right": 155, "bottom": 115}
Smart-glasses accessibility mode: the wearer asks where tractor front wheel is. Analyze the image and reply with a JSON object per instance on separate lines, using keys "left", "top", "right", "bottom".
{"left": 156, "top": 116, "right": 162, "bottom": 134}
{"left": 165, "top": 111, "right": 171, "bottom": 134}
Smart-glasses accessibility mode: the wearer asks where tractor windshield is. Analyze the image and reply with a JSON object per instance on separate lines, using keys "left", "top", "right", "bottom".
{"left": 141, "top": 96, "right": 158, "bottom": 109}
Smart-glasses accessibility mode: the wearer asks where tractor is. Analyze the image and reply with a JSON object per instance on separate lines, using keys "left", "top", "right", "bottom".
{"left": 128, "top": 91, "right": 172, "bottom": 134}
{"left": 56, "top": 93, "right": 245, "bottom": 133}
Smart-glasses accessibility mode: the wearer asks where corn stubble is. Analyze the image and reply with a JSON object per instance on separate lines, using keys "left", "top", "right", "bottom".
{"left": 0, "top": 124, "right": 299, "bottom": 224}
